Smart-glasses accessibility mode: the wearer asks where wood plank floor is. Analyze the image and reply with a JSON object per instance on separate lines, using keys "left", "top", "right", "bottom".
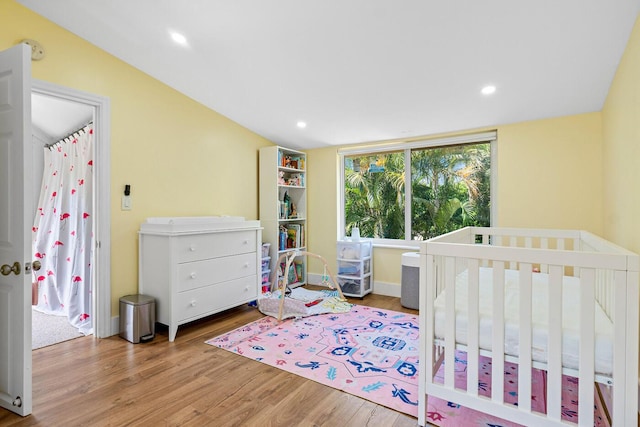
{"left": 1, "top": 292, "right": 423, "bottom": 427}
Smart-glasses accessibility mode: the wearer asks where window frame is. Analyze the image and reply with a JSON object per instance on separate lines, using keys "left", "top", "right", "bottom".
{"left": 338, "top": 131, "right": 497, "bottom": 248}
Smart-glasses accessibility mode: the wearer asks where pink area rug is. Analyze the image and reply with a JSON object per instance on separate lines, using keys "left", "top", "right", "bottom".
{"left": 207, "top": 305, "right": 420, "bottom": 415}
{"left": 205, "top": 306, "right": 610, "bottom": 426}
{"left": 427, "top": 351, "right": 610, "bottom": 426}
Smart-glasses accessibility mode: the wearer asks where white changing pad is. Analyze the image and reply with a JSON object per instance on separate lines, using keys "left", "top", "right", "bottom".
{"left": 433, "top": 267, "right": 614, "bottom": 375}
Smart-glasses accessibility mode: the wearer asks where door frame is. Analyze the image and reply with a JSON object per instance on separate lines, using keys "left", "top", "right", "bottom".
{"left": 32, "top": 80, "right": 112, "bottom": 338}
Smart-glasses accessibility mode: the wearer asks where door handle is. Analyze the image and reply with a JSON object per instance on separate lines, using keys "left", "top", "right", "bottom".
{"left": 1, "top": 262, "right": 21, "bottom": 276}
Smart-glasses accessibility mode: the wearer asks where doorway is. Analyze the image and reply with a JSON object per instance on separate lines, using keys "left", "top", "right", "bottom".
{"left": 31, "top": 80, "right": 112, "bottom": 341}
{"left": 31, "top": 92, "right": 93, "bottom": 348}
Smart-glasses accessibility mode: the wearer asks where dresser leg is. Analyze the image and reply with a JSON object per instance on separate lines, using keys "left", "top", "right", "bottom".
{"left": 169, "top": 325, "right": 178, "bottom": 342}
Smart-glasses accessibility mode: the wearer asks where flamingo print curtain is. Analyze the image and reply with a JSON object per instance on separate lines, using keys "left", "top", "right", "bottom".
{"left": 32, "top": 125, "right": 94, "bottom": 335}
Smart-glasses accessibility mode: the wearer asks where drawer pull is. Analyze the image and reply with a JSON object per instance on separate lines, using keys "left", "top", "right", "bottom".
{"left": 243, "top": 239, "right": 249, "bottom": 245}
{"left": 189, "top": 245, "right": 196, "bottom": 252}
{"left": 243, "top": 262, "right": 249, "bottom": 268}
{"left": 190, "top": 300, "right": 197, "bottom": 307}
{"left": 190, "top": 272, "right": 197, "bottom": 279}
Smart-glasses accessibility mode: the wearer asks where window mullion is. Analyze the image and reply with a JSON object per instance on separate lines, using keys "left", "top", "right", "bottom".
{"left": 404, "top": 148, "right": 412, "bottom": 241}
{"left": 338, "top": 153, "right": 346, "bottom": 240}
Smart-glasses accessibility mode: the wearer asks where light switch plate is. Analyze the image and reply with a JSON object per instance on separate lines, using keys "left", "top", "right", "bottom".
{"left": 121, "top": 195, "right": 132, "bottom": 211}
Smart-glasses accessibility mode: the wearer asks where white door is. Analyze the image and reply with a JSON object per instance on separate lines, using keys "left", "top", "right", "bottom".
{"left": 0, "top": 44, "right": 33, "bottom": 416}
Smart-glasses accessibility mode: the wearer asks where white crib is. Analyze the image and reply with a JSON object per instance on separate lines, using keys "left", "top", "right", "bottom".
{"left": 418, "top": 227, "right": 639, "bottom": 427}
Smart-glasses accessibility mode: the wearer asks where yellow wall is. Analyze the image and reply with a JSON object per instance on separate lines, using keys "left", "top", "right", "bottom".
{"left": 497, "top": 113, "right": 603, "bottom": 232}
{"left": 307, "top": 113, "right": 604, "bottom": 289}
{"left": 1, "top": 1, "right": 274, "bottom": 315}
{"left": 602, "top": 15, "right": 640, "bottom": 254}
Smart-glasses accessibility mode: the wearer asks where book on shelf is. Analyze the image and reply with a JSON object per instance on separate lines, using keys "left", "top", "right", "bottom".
{"left": 277, "top": 259, "right": 304, "bottom": 284}
{"left": 286, "top": 224, "right": 299, "bottom": 248}
{"left": 285, "top": 223, "right": 304, "bottom": 249}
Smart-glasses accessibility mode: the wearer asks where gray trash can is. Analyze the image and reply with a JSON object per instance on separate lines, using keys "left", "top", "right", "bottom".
{"left": 119, "top": 294, "right": 156, "bottom": 343}
{"left": 401, "top": 252, "right": 420, "bottom": 309}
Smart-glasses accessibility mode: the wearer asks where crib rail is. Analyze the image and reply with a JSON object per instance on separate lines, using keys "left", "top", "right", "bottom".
{"left": 418, "top": 227, "right": 639, "bottom": 427}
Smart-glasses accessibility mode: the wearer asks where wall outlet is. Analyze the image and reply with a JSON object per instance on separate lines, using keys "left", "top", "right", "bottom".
{"left": 121, "top": 195, "right": 132, "bottom": 211}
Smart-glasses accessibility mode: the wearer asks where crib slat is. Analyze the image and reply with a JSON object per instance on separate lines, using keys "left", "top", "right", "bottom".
{"left": 607, "top": 268, "right": 640, "bottom": 427}
{"left": 491, "top": 261, "right": 505, "bottom": 404}
{"left": 624, "top": 270, "right": 639, "bottom": 426}
{"left": 518, "top": 264, "right": 533, "bottom": 413}
{"left": 509, "top": 236, "right": 517, "bottom": 269}
{"left": 420, "top": 252, "right": 433, "bottom": 427}
{"left": 546, "top": 265, "right": 563, "bottom": 421}
{"left": 578, "top": 268, "right": 595, "bottom": 427}
{"left": 444, "top": 256, "right": 456, "bottom": 389}
{"left": 467, "top": 259, "right": 480, "bottom": 397}
{"left": 540, "top": 238, "right": 549, "bottom": 273}
{"left": 612, "top": 270, "right": 626, "bottom": 426}
{"left": 573, "top": 237, "right": 581, "bottom": 277}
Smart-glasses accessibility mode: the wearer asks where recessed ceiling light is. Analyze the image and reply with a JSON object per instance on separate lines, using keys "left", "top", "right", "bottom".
{"left": 169, "top": 31, "right": 188, "bottom": 46}
{"left": 297, "top": 121, "right": 307, "bottom": 129}
{"left": 481, "top": 85, "right": 496, "bottom": 95}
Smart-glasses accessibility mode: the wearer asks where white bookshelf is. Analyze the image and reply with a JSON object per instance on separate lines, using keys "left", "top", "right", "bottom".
{"left": 259, "top": 146, "right": 307, "bottom": 287}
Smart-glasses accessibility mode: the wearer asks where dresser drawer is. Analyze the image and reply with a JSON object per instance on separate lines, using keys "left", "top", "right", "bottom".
{"left": 177, "top": 253, "right": 257, "bottom": 292}
{"left": 176, "top": 275, "right": 258, "bottom": 322}
{"left": 175, "top": 230, "right": 257, "bottom": 263}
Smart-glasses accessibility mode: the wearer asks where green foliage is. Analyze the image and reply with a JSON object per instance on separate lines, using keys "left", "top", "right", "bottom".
{"left": 344, "top": 143, "right": 490, "bottom": 240}
{"left": 345, "top": 153, "right": 405, "bottom": 239}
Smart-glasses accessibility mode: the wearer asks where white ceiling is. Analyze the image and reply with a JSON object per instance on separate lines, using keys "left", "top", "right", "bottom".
{"left": 18, "top": 1, "right": 640, "bottom": 150}
{"left": 32, "top": 93, "right": 93, "bottom": 143}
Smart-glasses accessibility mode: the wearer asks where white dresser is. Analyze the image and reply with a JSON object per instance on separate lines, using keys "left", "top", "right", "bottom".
{"left": 138, "top": 217, "right": 262, "bottom": 342}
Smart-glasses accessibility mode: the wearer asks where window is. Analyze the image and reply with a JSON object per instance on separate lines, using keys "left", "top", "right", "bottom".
{"left": 339, "top": 132, "right": 495, "bottom": 244}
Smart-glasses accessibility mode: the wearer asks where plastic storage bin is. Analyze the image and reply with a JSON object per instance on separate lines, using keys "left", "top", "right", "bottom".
{"left": 338, "top": 276, "right": 371, "bottom": 296}
{"left": 337, "top": 259, "right": 371, "bottom": 276}
{"left": 401, "top": 252, "right": 419, "bottom": 309}
{"left": 119, "top": 294, "right": 156, "bottom": 343}
{"left": 261, "top": 243, "right": 271, "bottom": 258}
{"left": 261, "top": 269, "right": 271, "bottom": 293}
{"left": 337, "top": 240, "right": 371, "bottom": 260}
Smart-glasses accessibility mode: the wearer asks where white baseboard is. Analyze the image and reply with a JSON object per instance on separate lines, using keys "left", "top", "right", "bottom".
{"left": 307, "top": 273, "right": 401, "bottom": 298}
{"left": 371, "top": 281, "right": 401, "bottom": 298}
{"left": 110, "top": 316, "right": 119, "bottom": 337}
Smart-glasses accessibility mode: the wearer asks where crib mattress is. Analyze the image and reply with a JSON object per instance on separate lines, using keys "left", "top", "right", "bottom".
{"left": 433, "top": 267, "right": 614, "bottom": 375}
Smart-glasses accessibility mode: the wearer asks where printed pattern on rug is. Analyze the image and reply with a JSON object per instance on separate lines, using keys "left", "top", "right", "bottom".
{"left": 426, "top": 351, "right": 610, "bottom": 426}
{"left": 206, "top": 307, "right": 610, "bottom": 425}
{"left": 206, "top": 305, "right": 421, "bottom": 416}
